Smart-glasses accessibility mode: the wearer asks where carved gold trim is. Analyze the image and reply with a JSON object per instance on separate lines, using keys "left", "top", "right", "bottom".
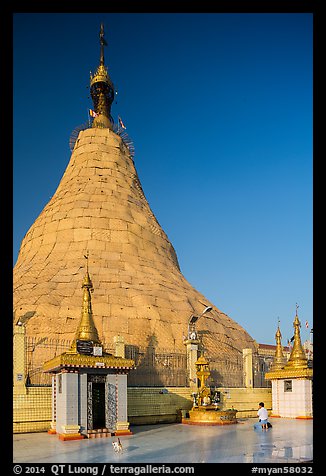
{"left": 43, "top": 352, "right": 134, "bottom": 372}
{"left": 265, "top": 367, "right": 313, "bottom": 380}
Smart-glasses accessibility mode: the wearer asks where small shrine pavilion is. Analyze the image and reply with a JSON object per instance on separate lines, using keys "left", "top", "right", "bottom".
{"left": 43, "top": 256, "right": 134, "bottom": 440}
{"left": 265, "top": 307, "right": 313, "bottom": 419}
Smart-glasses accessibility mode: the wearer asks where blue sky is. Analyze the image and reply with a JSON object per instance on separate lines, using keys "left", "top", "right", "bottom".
{"left": 13, "top": 12, "right": 313, "bottom": 345}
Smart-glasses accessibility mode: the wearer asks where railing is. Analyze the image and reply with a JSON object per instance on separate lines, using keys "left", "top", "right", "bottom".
{"left": 125, "top": 345, "right": 188, "bottom": 387}
{"left": 25, "top": 337, "right": 115, "bottom": 386}
{"left": 23, "top": 336, "right": 271, "bottom": 388}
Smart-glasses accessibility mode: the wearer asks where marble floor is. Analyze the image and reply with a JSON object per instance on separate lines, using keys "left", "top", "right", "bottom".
{"left": 13, "top": 418, "right": 313, "bottom": 464}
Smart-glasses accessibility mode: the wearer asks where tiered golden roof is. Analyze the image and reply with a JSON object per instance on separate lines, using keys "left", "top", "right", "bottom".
{"left": 43, "top": 351, "right": 134, "bottom": 373}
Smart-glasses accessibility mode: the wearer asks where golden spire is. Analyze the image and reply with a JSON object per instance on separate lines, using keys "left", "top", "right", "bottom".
{"left": 68, "top": 253, "right": 101, "bottom": 353}
{"left": 284, "top": 304, "right": 308, "bottom": 370}
{"left": 90, "top": 23, "right": 115, "bottom": 129}
{"left": 270, "top": 318, "right": 286, "bottom": 371}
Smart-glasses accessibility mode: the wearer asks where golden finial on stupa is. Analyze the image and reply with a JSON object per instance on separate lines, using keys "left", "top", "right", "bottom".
{"left": 284, "top": 304, "right": 308, "bottom": 370}
{"left": 68, "top": 253, "right": 102, "bottom": 353}
{"left": 270, "top": 318, "right": 286, "bottom": 371}
{"left": 90, "top": 23, "right": 115, "bottom": 129}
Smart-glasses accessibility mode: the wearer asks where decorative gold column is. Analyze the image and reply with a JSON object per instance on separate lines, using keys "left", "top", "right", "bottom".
{"left": 195, "top": 354, "right": 211, "bottom": 405}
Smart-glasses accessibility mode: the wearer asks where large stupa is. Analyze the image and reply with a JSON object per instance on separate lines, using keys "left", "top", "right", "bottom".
{"left": 13, "top": 25, "right": 256, "bottom": 370}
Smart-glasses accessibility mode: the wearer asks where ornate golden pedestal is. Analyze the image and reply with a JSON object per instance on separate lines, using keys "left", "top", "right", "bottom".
{"left": 182, "top": 354, "right": 237, "bottom": 425}
{"left": 183, "top": 407, "right": 237, "bottom": 425}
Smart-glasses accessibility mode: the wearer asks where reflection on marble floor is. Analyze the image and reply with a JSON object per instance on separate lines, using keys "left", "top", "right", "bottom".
{"left": 13, "top": 418, "right": 313, "bottom": 464}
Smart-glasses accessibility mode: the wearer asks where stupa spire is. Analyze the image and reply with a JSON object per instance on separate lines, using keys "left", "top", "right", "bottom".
{"left": 270, "top": 318, "right": 286, "bottom": 371}
{"left": 284, "top": 304, "right": 308, "bottom": 370}
{"left": 90, "top": 23, "right": 115, "bottom": 129}
{"left": 68, "top": 254, "right": 101, "bottom": 353}
{"left": 99, "top": 23, "right": 106, "bottom": 66}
